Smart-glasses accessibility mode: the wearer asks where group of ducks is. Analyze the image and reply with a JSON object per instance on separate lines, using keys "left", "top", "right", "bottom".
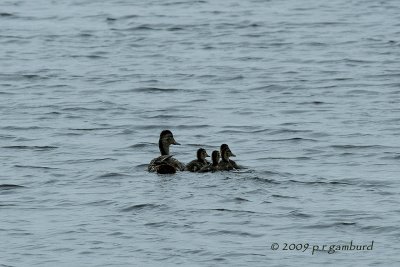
{"left": 148, "top": 130, "right": 241, "bottom": 174}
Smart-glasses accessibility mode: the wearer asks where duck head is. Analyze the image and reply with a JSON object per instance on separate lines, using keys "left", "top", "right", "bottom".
{"left": 220, "top": 144, "right": 235, "bottom": 161}
{"left": 159, "top": 130, "right": 180, "bottom": 155}
{"left": 197, "top": 148, "right": 210, "bottom": 163}
{"left": 211, "top": 150, "right": 220, "bottom": 166}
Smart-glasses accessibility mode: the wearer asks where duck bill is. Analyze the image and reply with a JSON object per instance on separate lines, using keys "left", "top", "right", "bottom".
{"left": 172, "top": 138, "right": 180, "bottom": 145}
{"left": 229, "top": 151, "right": 236, "bottom": 157}
{"left": 206, "top": 152, "right": 210, "bottom": 157}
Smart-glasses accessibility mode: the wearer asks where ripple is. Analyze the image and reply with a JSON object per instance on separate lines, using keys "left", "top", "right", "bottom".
{"left": 330, "top": 144, "right": 389, "bottom": 150}
{"left": 269, "top": 129, "right": 313, "bottom": 135}
{"left": 120, "top": 203, "right": 165, "bottom": 212}
{"left": 0, "top": 91, "right": 15, "bottom": 95}
{"left": 346, "top": 89, "right": 380, "bottom": 95}
{"left": 126, "top": 25, "right": 158, "bottom": 31}
{"left": 207, "top": 208, "right": 257, "bottom": 214}
{"left": 245, "top": 176, "right": 280, "bottom": 184}
{"left": 380, "top": 152, "right": 400, "bottom": 160}
{"left": 304, "top": 222, "right": 357, "bottom": 229}
{"left": 299, "top": 101, "right": 326, "bottom": 105}
{"left": 289, "top": 210, "right": 313, "bottom": 218}
{"left": 145, "top": 114, "right": 200, "bottom": 119}
{"left": 267, "top": 137, "right": 317, "bottom": 142}
{"left": 12, "top": 73, "right": 49, "bottom": 80}
{"left": 0, "top": 184, "right": 25, "bottom": 190}
{"left": 360, "top": 225, "right": 398, "bottom": 234}
{"left": 143, "top": 221, "right": 172, "bottom": 228}
{"left": 61, "top": 107, "right": 108, "bottom": 112}
{"left": 220, "top": 197, "right": 250, "bottom": 203}
{"left": 96, "top": 173, "right": 130, "bottom": 179}
{"left": 0, "top": 12, "right": 14, "bottom": 17}
{"left": 67, "top": 127, "right": 114, "bottom": 131}
{"left": 288, "top": 179, "right": 354, "bottom": 186}
{"left": 271, "top": 194, "right": 297, "bottom": 199}
{"left": 14, "top": 165, "right": 58, "bottom": 170}
{"left": 85, "top": 200, "right": 116, "bottom": 206}
{"left": 64, "top": 158, "right": 116, "bottom": 164}
{"left": 1, "top": 126, "right": 51, "bottom": 131}
{"left": 128, "top": 143, "right": 153, "bottom": 149}
{"left": 206, "top": 229, "right": 264, "bottom": 238}
{"left": 2, "top": 145, "right": 58, "bottom": 151}
{"left": 234, "top": 197, "right": 250, "bottom": 202}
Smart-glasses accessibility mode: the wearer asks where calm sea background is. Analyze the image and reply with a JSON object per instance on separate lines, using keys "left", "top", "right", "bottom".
{"left": 1, "top": 0, "right": 399, "bottom": 266}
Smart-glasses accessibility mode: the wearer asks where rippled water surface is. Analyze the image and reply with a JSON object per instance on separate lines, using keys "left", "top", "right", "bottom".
{"left": 1, "top": 0, "right": 400, "bottom": 266}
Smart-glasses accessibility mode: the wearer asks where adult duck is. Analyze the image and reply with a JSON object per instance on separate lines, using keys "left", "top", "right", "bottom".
{"left": 148, "top": 130, "right": 185, "bottom": 174}
{"left": 199, "top": 150, "right": 221, "bottom": 173}
{"left": 218, "top": 144, "right": 240, "bottom": 171}
{"left": 186, "top": 148, "right": 210, "bottom": 172}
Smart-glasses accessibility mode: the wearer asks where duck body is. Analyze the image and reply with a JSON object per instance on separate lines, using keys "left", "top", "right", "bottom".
{"left": 218, "top": 144, "right": 241, "bottom": 171}
{"left": 148, "top": 155, "right": 185, "bottom": 174}
{"left": 199, "top": 150, "right": 221, "bottom": 173}
{"left": 186, "top": 148, "right": 209, "bottom": 172}
{"left": 148, "top": 130, "right": 185, "bottom": 174}
{"left": 185, "top": 159, "right": 209, "bottom": 172}
{"left": 218, "top": 159, "right": 239, "bottom": 171}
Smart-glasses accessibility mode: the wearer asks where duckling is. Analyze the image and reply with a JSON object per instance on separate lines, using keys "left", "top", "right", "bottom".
{"left": 199, "top": 150, "right": 221, "bottom": 172}
{"left": 148, "top": 130, "right": 185, "bottom": 174}
{"left": 218, "top": 144, "right": 240, "bottom": 171}
{"left": 185, "top": 148, "right": 210, "bottom": 172}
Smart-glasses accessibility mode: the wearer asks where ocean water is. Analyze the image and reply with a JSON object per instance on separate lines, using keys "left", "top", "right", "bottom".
{"left": 1, "top": 0, "right": 400, "bottom": 266}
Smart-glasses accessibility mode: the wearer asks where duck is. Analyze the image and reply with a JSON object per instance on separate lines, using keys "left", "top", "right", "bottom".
{"left": 199, "top": 150, "right": 221, "bottom": 172}
{"left": 218, "top": 144, "right": 240, "bottom": 171}
{"left": 185, "top": 148, "right": 210, "bottom": 172}
{"left": 148, "top": 130, "right": 185, "bottom": 174}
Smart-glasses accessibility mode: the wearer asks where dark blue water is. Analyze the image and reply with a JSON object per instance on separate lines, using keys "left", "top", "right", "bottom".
{"left": 1, "top": 0, "right": 400, "bottom": 266}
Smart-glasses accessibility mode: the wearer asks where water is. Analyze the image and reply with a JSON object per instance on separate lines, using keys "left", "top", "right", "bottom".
{"left": 1, "top": 0, "right": 400, "bottom": 266}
